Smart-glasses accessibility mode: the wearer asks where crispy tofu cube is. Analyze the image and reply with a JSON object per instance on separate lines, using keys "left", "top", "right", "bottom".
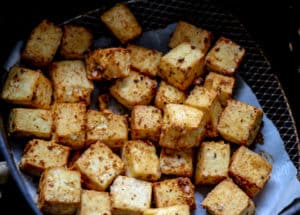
{"left": 204, "top": 72, "right": 235, "bottom": 106}
{"left": 21, "top": 19, "right": 62, "bottom": 68}
{"left": 229, "top": 146, "right": 272, "bottom": 198}
{"left": 217, "top": 100, "right": 263, "bottom": 146}
{"left": 101, "top": 3, "right": 142, "bottom": 44}
{"left": 38, "top": 167, "right": 81, "bottom": 215}
{"left": 143, "top": 205, "right": 190, "bottom": 215}
{"left": 127, "top": 44, "right": 162, "bottom": 77}
{"left": 53, "top": 103, "right": 86, "bottom": 149}
{"left": 19, "top": 139, "right": 70, "bottom": 176}
{"left": 202, "top": 179, "right": 255, "bottom": 215}
{"left": 1, "top": 66, "right": 52, "bottom": 109}
{"left": 169, "top": 21, "right": 213, "bottom": 54}
{"left": 160, "top": 148, "right": 193, "bottom": 177}
{"left": 50, "top": 60, "right": 94, "bottom": 104}
{"left": 206, "top": 37, "right": 245, "bottom": 76}
{"left": 158, "top": 42, "right": 205, "bottom": 90}
{"left": 131, "top": 105, "right": 162, "bottom": 142}
{"left": 110, "top": 71, "right": 157, "bottom": 110}
{"left": 153, "top": 177, "right": 195, "bottom": 209}
{"left": 159, "top": 104, "right": 206, "bottom": 149}
{"left": 195, "top": 141, "right": 230, "bottom": 185}
{"left": 110, "top": 175, "right": 152, "bottom": 215}
{"left": 74, "top": 142, "right": 124, "bottom": 191}
{"left": 86, "top": 110, "right": 128, "bottom": 148}
{"left": 8, "top": 108, "right": 52, "bottom": 138}
{"left": 121, "top": 140, "right": 161, "bottom": 181}
{"left": 78, "top": 190, "right": 111, "bottom": 215}
{"left": 85, "top": 48, "right": 130, "bottom": 80}
{"left": 60, "top": 25, "right": 93, "bottom": 60}
{"left": 184, "top": 86, "right": 222, "bottom": 137}
{"left": 154, "top": 81, "right": 186, "bottom": 110}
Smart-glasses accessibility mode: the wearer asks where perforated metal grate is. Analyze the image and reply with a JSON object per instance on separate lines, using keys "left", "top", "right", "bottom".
{"left": 64, "top": 0, "right": 299, "bottom": 170}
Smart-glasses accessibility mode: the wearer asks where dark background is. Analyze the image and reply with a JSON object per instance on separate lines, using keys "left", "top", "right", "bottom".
{"left": 0, "top": 0, "right": 299, "bottom": 214}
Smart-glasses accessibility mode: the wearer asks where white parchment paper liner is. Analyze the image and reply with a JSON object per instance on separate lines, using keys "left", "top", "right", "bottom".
{"left": 5, "top": 23, "right": 300, "bottom": 215}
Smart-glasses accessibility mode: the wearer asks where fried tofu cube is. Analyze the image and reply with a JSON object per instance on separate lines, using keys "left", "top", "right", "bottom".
{"left": 184, "top": 86, "right": 222, "bottom": 137}
{"left": 229, "top": 146, "right": 272, "bottom": 198}
{"left": 154, "top": 81, "right": 186, "bottom": 110}
{"left": 50, "top": 60, "right": 94, "bottom": 104}
{"left": 85, "top": 48, "right": 130, "bottom": 80}
{"left": 195, "top": 141, "right": 230, "bottom": 185}
{"left": 21, "top": 19, "right": 62, "bottom": 68}
{"left": 121, "top": 140, "right": 161, "bottom": 181}
{"left": 127, "top": 44, "right": 162, "bottom": 77}
{"left": 158, "top": 42, "right": 205, "bottom": 90}
{"left": 159, "top": 104, "right": 206, "bottom": 149}
{"left": 143, "top": 205, "right": 190, "bottom": 215}
{"left": 206, "top": 37, "right": 245, "bottom": 76}
{"left": 86, "top": 110, "right": 128, "bottom": 148}
{"left": 101, "top": 3, "right": 142, "bottom": 44}
{"left": 60, "top": 25, "right": 93, "bottom": 60}
{"left": 1, "top": 66, "right": 52, "bottom": 109}
{"left": 160, "top": 148, "right": 194, "bottom": 177}
{"left": 53, "top": 103, "right": 86, "bottom": 149}
{"left": 73, "top": 142, "right": 124, "bottom": 191}
{"left": 110, "top": 176, "right": 152, "bottom": 215}
{"left": 153, "top": 177, "right": 195, "bottom": 209}
{"left": 38, "top": 167, "right": 81, "bottom": 215}
{"left": 131, "top": 105, "right": 162, "bottom": 142}
{"left": 78, "top": 190, "right": 111, "bottom": 215}
{"left": 202, "top": 179, "right": 255, "bottom": 215}
{"left": 217, "top": 100, "right": 263, "bottom": 146}
{"left": 19, "top": 139, "right": 70, "bottom": 176}
{"left": 204, "top": 72, "right": 235, "bottom": 106}
{"left": 8, "top": 108, "right": 52, "bottom": 138}
{"left": 110, "top": 71, "right": 157, "bottom": 110}
{"left": 169, "top": 21, "right": 213, "bottom": 54}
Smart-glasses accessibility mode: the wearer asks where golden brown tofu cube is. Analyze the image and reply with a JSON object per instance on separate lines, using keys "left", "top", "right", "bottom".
{"left": 184, "top": 86, "right": 222, "bottom": 137}
{"left": 154, "top": 81, "right": 186, "bottom": 110}
{"left": 217, "top": 100, "right": 263, "bottom": 146}
{"left": 206, "top": 37, "right": 245, "bottom": 76}
{"left": 110, "top": 71, "right": 157, "bottom": 110}
{"left": 110, "top": 175, "right": 152, "bottom": 215}
{"left": 85, "top": 48, "right": 130, "bottom": 80}
{"left": 73, "top": 142, "right": 124, "bottom": 191}
{"left": 21, "top": 19, "right": 62, "bottom": 68}
{"left": 50, "top": 60, "right": 94, "bottom": 104}
{"left": 8, "top": 108, "right": 52, "bottom": 138}
{"left": 204, "top": 72, "right": 235, "bottom": 106}
{"left": 153, "top": 177, "right": 195, "bottom": 209}
{"left": 169, "top": 21, "right": 213, "bottom": 54}
{"left": 131, "top": 105, "right": 162, "bottom": 142}
{"left": 201, "top": 179, "right": 255, "bottom": 215}
{"left": 38, "top": 167, "right": 81, "bottom": 215}
{"left": 86, "top": 110, "right": 128, "bottom": 148}
{"left": 195, "top": 141, "right": 230, "bottom": 185}
{"left": 53, "top": 103, "right": 86, "bottom": 149}
{"left": 19, "top": 139, "right": 70, "bottom": 176}
{"left": 101, "top": 3, "right": 142, "bottom": 44}
{"left": 143, "top": 205, "right": 190, "bottom": 215}
{"left": 160, "top": 148, "right": 194, "bottom": 177}
{"left": 1, "top": 66, "right": 52, "bottom": 109}
{"left": 78, "top": 190, "right": 111, "bottom": 215}
{"left": 127, "top": 44, "right": 162, "bottom": 77}
{"left": 60, "top": 25, "right": 93, "bottom": 60}
{"left": 121, "top": 140, "right": 161, "bottom": 181}
{"left": 158, "top": 42, "right": 205, "bottom": 90}
{"left": 159, "top": 104, "right": 206, "bottom": 149}
{"left": 229, "top": 146, "right": 272, "bottom": 198}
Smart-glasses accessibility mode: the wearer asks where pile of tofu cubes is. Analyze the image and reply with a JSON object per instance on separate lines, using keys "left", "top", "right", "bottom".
{"left": 1, "top": 3, "right": 272, "bottom": 215}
